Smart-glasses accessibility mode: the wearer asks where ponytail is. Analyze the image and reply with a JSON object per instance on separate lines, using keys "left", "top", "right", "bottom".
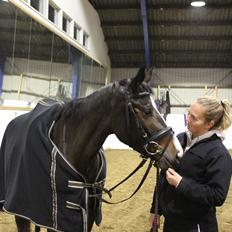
{"left": 196, "top": 96, "right": 232, "bottom": 131}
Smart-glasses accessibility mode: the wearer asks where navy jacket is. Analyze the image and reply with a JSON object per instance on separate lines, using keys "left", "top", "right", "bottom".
{"left": 151, "top": 132, "right": 232, "bottom": 228}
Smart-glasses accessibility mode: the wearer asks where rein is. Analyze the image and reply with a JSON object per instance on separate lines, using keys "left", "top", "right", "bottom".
{"left": 152, "top": 166, "right": 160, "bottom": 232}
{"left": 88, "top": 158, "right": 147, "bottom": 201}
{"left": 98, "top": 159, "right": 153, "bottom": 204}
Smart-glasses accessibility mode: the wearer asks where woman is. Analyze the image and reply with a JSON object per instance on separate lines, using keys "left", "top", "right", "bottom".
{"left": 150, "top": 95, "right": 232, "bottom": 232}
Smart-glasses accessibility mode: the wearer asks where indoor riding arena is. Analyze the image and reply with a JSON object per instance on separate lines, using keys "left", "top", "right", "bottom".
{"left": 0, "top": 1, "right": 232, "bottom": 232}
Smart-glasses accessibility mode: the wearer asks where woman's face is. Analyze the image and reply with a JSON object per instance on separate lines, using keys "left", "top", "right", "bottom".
{"left": 187, "top": 102, "right": 213, "bottom": 138}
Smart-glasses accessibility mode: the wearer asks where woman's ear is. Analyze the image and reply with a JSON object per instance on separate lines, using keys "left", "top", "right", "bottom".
{"left": 207, "top": 120, "right": 215, "bottom": 130}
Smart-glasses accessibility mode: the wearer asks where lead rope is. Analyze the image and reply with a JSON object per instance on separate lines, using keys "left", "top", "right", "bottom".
{"left": 152, "top": 165, "right": 160, "bottom": 232}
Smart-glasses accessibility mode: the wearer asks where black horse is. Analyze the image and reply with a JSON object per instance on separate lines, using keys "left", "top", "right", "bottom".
{"left": 0, "top": 67, "right": 183, "bottom": 232}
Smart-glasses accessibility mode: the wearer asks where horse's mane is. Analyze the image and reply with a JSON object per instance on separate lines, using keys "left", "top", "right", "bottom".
{"left": 57, "top": 75, "right": 153, "bottom": 122}
{"left": 58, "top": 84, "right": 113, "bottom": 121}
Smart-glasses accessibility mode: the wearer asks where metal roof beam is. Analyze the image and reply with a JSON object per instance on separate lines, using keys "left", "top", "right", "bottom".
{"left": 109, "top": 49, "right": 232, "bottom": 55}
{"left": 102, "top": 20, "right": 232, "bottom": 27}
{"left": 91, "top": 2, "right": 232, "bottom": 10}
{"left": 111, "top": 61, "right": 232, "bottom": 68}
{"left": 105, "top": 35, "right": 232, "bottom": 41}
{"left": 154, "top": 62, "right": 232, "bottom": 68}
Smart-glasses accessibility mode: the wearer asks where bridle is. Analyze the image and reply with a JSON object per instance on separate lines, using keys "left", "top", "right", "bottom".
{"left": 125, "top": 89, "right": 174, "bottom": 163}
{"left": 88, "top": 87, "right": 176, "bottom": 205}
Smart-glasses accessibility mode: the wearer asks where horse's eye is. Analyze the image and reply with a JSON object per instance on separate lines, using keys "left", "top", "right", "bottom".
{"left": 143, "top": 108, "right": 152, "bottom": 115}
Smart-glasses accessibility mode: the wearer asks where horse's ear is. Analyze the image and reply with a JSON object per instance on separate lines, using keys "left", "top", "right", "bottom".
{"left": 144, "top": 67, "right": 153, "bottom": 83}
{"left": 129, "top": 66, "right": 146, "bottom": 92}
{"left": 129, "top": 67, "right": 153, "bottom": 91}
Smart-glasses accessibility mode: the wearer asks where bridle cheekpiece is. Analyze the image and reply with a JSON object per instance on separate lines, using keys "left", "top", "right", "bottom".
{"left": 125, "top": 89, "right": 174, "bottom": 162}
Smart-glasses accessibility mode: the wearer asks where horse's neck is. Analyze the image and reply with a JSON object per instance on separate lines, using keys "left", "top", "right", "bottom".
{"left": 53, "top": 87, "right": 113, "bottom": 180}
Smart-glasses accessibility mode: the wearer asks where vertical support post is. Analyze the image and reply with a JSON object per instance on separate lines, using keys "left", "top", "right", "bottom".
{"left": 104, "top": 66, "right": 109, "bottom": 85}
{"left": 17, "top": 73, "right": 23, "bottom": 100}
{"left": 215, "top": 85, "right": 218, "bottom": 97}
{"left": 70, "top": 46, "right": 81, "bottom": 98}
{"left": 140, "top": 0, "right": 151, "bottom": 68}
{"left": 0, "top": 50, "right": 5, "bottom": 98}
{"left": 157, "top": 85, "right": 160, "bottom": 99}
{"left": 204, "top": 85, "right": 208, "bottom": 95}
{"left": 71, "top": 56, "right": 78, "bottom": 99}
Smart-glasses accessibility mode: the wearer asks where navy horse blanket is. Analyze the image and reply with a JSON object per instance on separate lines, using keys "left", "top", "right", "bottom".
{"left": 0, "top": 100, "right": 106, "bottom": 232}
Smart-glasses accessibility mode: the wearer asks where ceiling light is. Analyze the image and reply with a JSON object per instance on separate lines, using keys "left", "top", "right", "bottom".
{"left": 191, "top": 1, "right": 206, "bottom": 7}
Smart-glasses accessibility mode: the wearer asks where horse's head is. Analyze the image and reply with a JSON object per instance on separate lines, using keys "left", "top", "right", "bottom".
{"left": 111, "top": 67, "right": 183, "bottom": 170}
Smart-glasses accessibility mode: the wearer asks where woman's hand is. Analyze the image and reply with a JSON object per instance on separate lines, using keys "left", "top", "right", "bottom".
{"left": 149, "top": 213, "right": 160, "bottom": 228}
{"left": 166, "top": 168, "right": 182, "bottom": 188}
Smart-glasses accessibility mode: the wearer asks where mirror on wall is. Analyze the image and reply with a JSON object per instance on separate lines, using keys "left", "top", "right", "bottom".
{"left": 0, "top": 1, "right": 105, "bottom": 105}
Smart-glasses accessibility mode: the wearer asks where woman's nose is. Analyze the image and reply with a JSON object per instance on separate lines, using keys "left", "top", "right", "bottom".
{"left": 186, "top": 114, "right": 191, "bottom": 124}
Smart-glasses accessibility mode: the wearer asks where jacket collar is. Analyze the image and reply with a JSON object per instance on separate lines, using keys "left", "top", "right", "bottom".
{"left": 185, "top": 128, "right": 224, "bottom": 152}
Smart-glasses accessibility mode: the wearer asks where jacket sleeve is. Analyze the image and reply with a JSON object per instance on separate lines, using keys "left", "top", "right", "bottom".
{"left": 175, "top": 148, "right": 232, "bottom": 207}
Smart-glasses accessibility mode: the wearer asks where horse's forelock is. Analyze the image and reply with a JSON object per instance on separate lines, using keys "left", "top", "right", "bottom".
{"left": 118, "top": 78, "right": 130, "bottom": 87}
{"left": 141, "top": 82, "right": 153, "bottom": 94}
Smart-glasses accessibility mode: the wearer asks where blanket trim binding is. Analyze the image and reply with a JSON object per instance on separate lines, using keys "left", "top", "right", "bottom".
{"left": 0, "top": 117, "right": 105, "bottom": 232}
{"left": 48, "top": 121, "right": 86, "bottom": 181}
{"left": 2, "top": 207, "right": 63, "bottom": 232}
{"left": 48, "top": 120, "right": 106, "bottom": 232}
{"left": 51, "top": 147, "right": 58, "bottom": 229}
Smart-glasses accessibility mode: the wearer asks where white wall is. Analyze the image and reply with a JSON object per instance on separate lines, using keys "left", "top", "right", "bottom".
{"left": 0, "top": 110, "right": 28, "bottom": 141}
{"left": 104, "top": 114, "right": 232, "bottom": 150}
{"left": 1, "top": 108, "right": 231, "bottom": 150}
{"left": 2, "top": 57, "right": 72, "bottom": 102}
{"left": 111, "top": 68, "right": 232, "bottom": 114}
{"left": 53, "top": 0, "right": 110, "bottom": 68}
{"left": 111, "top": 68, "right": 232, "bottom": 86}
{"left": 2, "top": 75, "right": 72, "bottom": 103}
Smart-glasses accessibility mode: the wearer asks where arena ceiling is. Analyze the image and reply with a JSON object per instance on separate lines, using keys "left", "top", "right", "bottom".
{"left": 1, "top": 1, "right": 232, "bottom": 70}
{"left": 88, "top": 0, "right": 232, "bottom": 68}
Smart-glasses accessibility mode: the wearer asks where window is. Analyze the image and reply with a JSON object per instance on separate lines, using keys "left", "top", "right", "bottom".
{"left": 48, "top": 2, "right": 59, "bottom": 25}
{"left": 31, "top": 0, "right": 40, "bottom": 11}
{"left": 83, "top": 32, "right": 89, "bottom": 48}
{"left": 74, "top": 24, "right": 81, "bottom": 42}
{"left": 31, "top": 0, "right": 45, "bottom": 14}
{"left": 62, "top": 16, "right": 67, "bottom": 32}
{"left": 62, "top": 14, "right": 71, "bottom": 33}
{"left": 48, "top": 4, "right": 55, "bottom": 22}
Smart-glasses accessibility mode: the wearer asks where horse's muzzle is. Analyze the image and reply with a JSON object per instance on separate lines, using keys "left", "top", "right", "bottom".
{"left": 157, "top": 153, "right": 181, "bottom": 170}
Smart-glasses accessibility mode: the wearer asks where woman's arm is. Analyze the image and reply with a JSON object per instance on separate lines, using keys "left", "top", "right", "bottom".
{"left": 174, "top": 151, "right": 231, "bottom": 207}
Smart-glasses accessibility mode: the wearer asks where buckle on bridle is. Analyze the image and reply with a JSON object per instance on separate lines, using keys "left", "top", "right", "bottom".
{"left": 143, "top": 127, "right": 174, "bottom": 160}
{"left": 144, "top": 141, "right": 160, "bottom": 155}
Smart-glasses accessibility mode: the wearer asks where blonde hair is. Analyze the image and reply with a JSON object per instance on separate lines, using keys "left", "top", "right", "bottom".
{"left": 196, "top": 95, "right": 232, "bottom": 131}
